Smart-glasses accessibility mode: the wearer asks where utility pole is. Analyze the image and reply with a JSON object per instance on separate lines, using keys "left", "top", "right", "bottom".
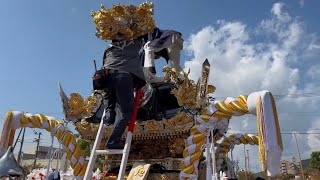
{"left": 246, "top": 149, "right": 250, "bottom": 172}
{"left": 244, "top": 145, "right": 248, "bottom": 180}
{"left": 293, "top": 132, "right": 305, "bottom": 180}
{"left": 17, "top": 127, "right": 26, "bottom": 164}
{"left": 230, "top": 150, "right": 235, "bottom": 178}
{"left": 33, "top": 131, "right": 42, "bottom": 169}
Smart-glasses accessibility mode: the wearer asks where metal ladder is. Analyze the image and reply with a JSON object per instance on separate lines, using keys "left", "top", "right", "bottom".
{"left": 84, "top": 89, "right": 143, "bottom": 180}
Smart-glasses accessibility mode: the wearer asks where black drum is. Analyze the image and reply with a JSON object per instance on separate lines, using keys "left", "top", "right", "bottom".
{"left": 137, "top": 82, "right": 181, "bottom": 121}
{"left": 85, "top": 82, "right": 181, "bottom": 123}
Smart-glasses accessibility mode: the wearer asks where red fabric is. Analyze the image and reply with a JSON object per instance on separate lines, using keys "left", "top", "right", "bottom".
{"left": 128, "top": 89, "right": 143, "bottom": 132}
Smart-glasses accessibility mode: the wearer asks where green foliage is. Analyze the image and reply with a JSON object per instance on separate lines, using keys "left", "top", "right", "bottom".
{"left": 303, "top": 167, "right": 320, "bottom": 180}
{"left": 272, "top": 173, "right": 295, "bottom": 180}
{"left": 77, "top": 139, "right": 91, "bottom": 158}
{"left": 77, "top": 139, "right": 105, "bottom": 171}
{"left": 22, "top": 163, "right": 45, "bottom": 175}
{"left": 310, "top": 151, "right": 320, "bottom": 170}
{"left": 236, "top": 171, "right": 255, "bottom": 180}
{"left": 96, "top": 155, "right": 105, "bottom": 171}
{"left": 221, "top": 158, "right": 228, "bottom": 172}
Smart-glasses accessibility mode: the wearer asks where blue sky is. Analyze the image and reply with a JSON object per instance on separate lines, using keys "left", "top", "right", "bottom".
{"left": 1, "top": 0, "right": 320, "bottom": 172}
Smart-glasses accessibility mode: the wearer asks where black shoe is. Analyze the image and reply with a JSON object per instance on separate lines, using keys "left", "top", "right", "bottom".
{"left": 106, "top": 143, "right": 124, "bottom": 149}
{"left": 84, "top": 116, "right": 101, "bottom": 124}
{"left": 103, "top": 112, "right": 115, "bottom": 126}
{"left": 105, "top": 121, "right": 114, "bottom": 126}
{"left": 148, "top": 67, "right": 157, "bottom": 74}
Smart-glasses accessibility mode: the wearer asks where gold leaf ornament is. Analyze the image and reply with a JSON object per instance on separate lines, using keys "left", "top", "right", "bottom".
{"left": 162, "top": 112, "right": 192, "bottom": 128}
{"left": 170, "top": 79, "right": 197, "bottom": 107}
{"left": 207, "top": 85, "right": 216, "bottom": 94}
{"left": 91, "top": 2, "right": 156, "bottom": 40}
{"left": 67, "top": 93, "right": 98, "bottom": 119}
{"left": 168, "top": 138, "right": 185, "bottom": 156}
{"left": 144, "top": 120, "right": 163, "bottom": 131}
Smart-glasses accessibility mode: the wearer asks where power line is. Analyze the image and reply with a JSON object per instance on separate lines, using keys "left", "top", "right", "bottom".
{"left": 2, "top": 111, "right": 320, "bottom": 117}
{"left": 227, "top": 131, "right": 320, "bottom": 135}
{"left": 229, "top": 128, "right": 320, "bottom": 131}
{"left": 213, "top": 92, "right": 320, "bottom": 99}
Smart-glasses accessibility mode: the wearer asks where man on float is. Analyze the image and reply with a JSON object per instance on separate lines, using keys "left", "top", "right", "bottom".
{"left": 142, "top": 27, "right": 184, "bottom": 83}
{"left": 102, "top": 37, "right": 146, "bottom": 149}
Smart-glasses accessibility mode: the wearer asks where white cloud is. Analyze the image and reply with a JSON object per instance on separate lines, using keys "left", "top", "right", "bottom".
{"left": 271, "top": 3, "right": 291, "bottom": 23}
{"left": 308, "top": 42, "right": 320, "bottom": 51}
{"left": 299, "top": 0, "right": 305, "bottom": 7}
{"left": 307, "top": 65, "right": 320, "bottom": 79}
{"left": 183, "top": 2, "right": 320, "bottom": 170}
{"left": 307, "top": 120, "right": 320, "bottom": 151}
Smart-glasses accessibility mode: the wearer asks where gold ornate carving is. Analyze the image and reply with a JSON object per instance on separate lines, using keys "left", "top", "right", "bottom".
{"left": 163, "top": 66, "right": 188, "bottom": 84}
{"left": 144, "top": 120, "right": 163, "bottom": 131}
{"left": 67, "top": 93, "right": 99, "bottom": 120}
{"left": 163, "top": 67, "right": 197, "bottom": 108}
{"left": 91, "top": 3, "right": 155, "bottom": 40}
{"left": 162, "top": 112, "right": 192, "bottom": 129}
{"left": 129, "top": 139, "right": 172, "bottom": 159}
{"left": 163, "top": 65, "right": 215, "bottom": 111}
{"left": 196, "top": 59, "right": 210, "bottom": 109}
{"left": 171, "top": 79, "right": 197, "bottom": 108}
{"left": 74, "top": 119, "right": 99, "bottom": 134}
{"left": 207, "top": 85, "right": 216, "bottom": 94}
{"left": 168, "top": 138, "right": 185, "bottom": 157}
{"left": 134, "top": 122, "right": 143, "bottom": 133}
{"left": 74, "top": 119, "right": 193, "bottom": 140}
{"left": 145, "top": 173, "right": 180, "bottom": 180}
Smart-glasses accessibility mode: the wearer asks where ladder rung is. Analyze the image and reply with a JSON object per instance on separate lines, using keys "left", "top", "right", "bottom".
{"left": 95, "top": 149, "right": 124, "bottom": 155}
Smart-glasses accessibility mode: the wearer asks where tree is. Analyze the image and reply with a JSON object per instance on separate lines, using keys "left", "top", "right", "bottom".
{"left": 236, "top": 171, "right": 255, "bottom": 180}
{"left": 220, "top": 157, "right": 228, "bottom": 172}
{"left": 77, "top": 139, "right": 91, "bottom": 158}
{"left": 272, "top": 173, "right": 295, "bottom": 180}
{"left": 22, "top": 163, "right": 45, "bottom": 175}
{"left": 310, "top": 151, "right": 320, "bottom": 170}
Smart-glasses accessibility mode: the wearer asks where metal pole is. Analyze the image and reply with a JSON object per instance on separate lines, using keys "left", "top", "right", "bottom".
{"left": 56, "top": 144, "right": 62, "bottom": 170}
{"left": 205, "top": 139, "right": 212, "bottom": 180}
{"left": 246, "top": 150, "right": 250, "bottom": 172}
{"left": 17, "top": 127, "right": 26, "bottom": 164}
{"left": 211, "top": 129, "right": 217, "bottom": 180}
{"left": 13, "top": 128, "right": 23, "bottom": 149}
{"left": 46, "top": 137, "right": 54, "bottom": 178}
{"left": 293, "top": 132, "right": 305, "bottom": 180}
{"left": 230, "top": 150, "right": 235, "bottom": 179}
{"left": 244, "top": 145, "right": 248, "bottom": 180}
{"left": 33, "top": 132, "right": 42, "bottom": 169}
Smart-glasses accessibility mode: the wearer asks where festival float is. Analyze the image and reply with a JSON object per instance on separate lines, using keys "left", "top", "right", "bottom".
{"left": 0, "top": 2, "right": 283, "bottom": 180}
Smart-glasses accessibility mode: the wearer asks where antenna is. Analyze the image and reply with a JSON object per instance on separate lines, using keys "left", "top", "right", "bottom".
{"left": 93, "top": 59, "right": 97, "bottom": 72}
